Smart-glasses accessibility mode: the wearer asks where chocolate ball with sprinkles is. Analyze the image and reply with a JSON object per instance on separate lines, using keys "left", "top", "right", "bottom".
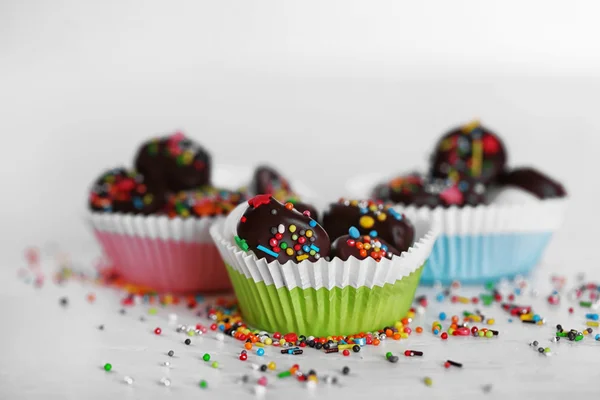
{"left": 235, "top": 194, "right": 331, "bottom": 264}
{"left": 331, "top": 227, "right": 401, "bottom": 262}
{"left": 371, "top": 173, "right": 445, "bottom": 208}
{"left": 134, "top": 131, "right": 211, "bottom": 192}
{"left": 165, "top": 187, "right": 247, "bottom": 218}
{"left": 89, "top": 167, "right": 165, "bottom": 214}
{"left": 322, "top": 199, "right": 415, "bottom": 254}
{"left": 249, "top": 165, "right": 293, "bottom": 200}
{"left": 429, "top": 120, "right": 507, "bottom": 188}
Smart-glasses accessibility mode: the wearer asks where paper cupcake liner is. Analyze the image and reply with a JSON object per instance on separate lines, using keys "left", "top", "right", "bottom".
{"left": 346, "top": 173, "right": 568, "bottom": 284}
{"left": 209, "top": 216, "right": 438, "bottom": 337}
{"left": 89, "top": 212, "right": 231, "bottom": 293}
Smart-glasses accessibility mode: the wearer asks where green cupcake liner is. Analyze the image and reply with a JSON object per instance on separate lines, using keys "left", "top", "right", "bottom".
{"left": 225, "top": 262, "right": 424, "bottom": 337}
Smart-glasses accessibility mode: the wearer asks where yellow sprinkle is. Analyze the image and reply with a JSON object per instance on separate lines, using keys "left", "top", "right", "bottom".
{"left": 407, "top": 311, "right": 415, "bottom": 318}
{"left": 286, "top": 248, "right": 294, "bottom": 256}
{"left": 457, "top": 296, "right": 470, "bottom": 304}
{"left": 254, "top": 342, "right": 264, "bottom": 347}
{"left": 338, "top": 344, "right": 353, "bottom": 350}
{"left": 264, "top": 338, "right": 273, "bottom": 345}
{"left": 308, "top": 375, "right": 318, "bottom": 382}
{"left": 586, "top": 321, "right": 599, "bottom": 327}
{"left": 350, "top": 200, "right": 358, "bottom": 206}
{"left": 394, "top": 322, "right": 404, "bottom": 330}
{"left": 363, "top": 243, "right": 371, "bottom": 251}
{"left": 268, "top": 362, "right": 276, "bottom": 370}
{"left": 289, "top": 225, "right": 296, "bottom": 233}
{"left": 279, "top": 339, "right": 286, "bottom": 346}
{"left": 144, "top": 194, "right": 154, "bottom": 204}
{"left": 467, "top": 315, "right": 482, "bottom": 322}
{"left": 461, "top": 119, "right": 480, "bottom": 133}
{"left": 305, "top": 230, "right": 313, "bottom": 238}
{"left": 448, "top": 170, "right": 460, "bottom": 183}
{"left": 296, "top": 254, "right": 309, "bottom": 261}
{"left": 471, "top": 138, "right": 483, "bottom": 177}
{"left": 182, "top": 151, "right": 193, "bottom": 165}
{"left": 439, "top": 138, "right": 454, "bottom": 151}
{"left": 359, "top": 216, "right": 375, "bottom": 229}
{"left": 400, "top": 333, "right": 409, "bottom": 339}
{"left": 377, "top": 213, "right": 387, "bottom": 221}
{"left": 181, "top": 209, "right": 190, "bottom": 218}
{"left": 520, "top": 313, "right": 534, "bottom": 320}
{"left": 487, "top": 319, "right": 495, "bottom": 325}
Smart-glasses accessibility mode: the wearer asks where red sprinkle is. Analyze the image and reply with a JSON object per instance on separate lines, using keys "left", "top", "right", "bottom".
{"left": 154, "top": 327, "right": 162, "bottom": 335}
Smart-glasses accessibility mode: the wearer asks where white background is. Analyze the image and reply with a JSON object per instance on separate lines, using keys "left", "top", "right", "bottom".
{"left": 2, "top": 1, "right": 600, "bottom": 398}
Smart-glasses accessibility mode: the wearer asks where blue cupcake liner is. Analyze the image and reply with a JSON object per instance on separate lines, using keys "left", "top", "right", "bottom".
{"left": 399, "top": 198, "right": 567, "bottom": 285}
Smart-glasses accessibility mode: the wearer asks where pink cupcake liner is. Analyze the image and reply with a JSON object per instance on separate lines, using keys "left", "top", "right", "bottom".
{"left": 89, "top": 212, "right": 231, "bottom": 293}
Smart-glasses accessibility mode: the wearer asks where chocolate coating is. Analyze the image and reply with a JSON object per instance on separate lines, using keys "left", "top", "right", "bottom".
{"left": 321, "top": 200, "right": 415, "bottom": 254}
{"left": 89, "top": 167, "right": 165, "bottom": 214}
{"left": 134, "top": 132, "right": 211, "bottom": 192}
{"left": 249, "top": 165, "right": 293, "bottom": 201}
{"left": 372, "top": 175, "right": 486, "bottom": 208}
{"left": 166, "top": 187, "right": 247, "bottom": 218}
{"left": 331, "top": 233, "right": 401, "bottom": 262}
{"left": 285, "top": 200, "right": 319, "bottom": 221}
{"left": 236, "top": 195, "right": 331, "bottom": 264}
{"left": 430, "top": 120, "right": 507, "bottom": 187}
{"left": 497, "top": 167, "right": 566, "bottom": 199}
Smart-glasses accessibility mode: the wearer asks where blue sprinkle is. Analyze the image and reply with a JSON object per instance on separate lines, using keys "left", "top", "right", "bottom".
{"left": 257, "top": 348, "right": 265, "bottom": 356}
{"left": 387, "top": 208, "right": 402, "bottom": 220}
{"left": 439, "top": 312, "right": 447, "bottom": 321}
{"left": 381, "top": 244, "right": 388, "bottom": 252}
{"left": 302, "top": 245, "right": 310, "bottom": 253}
{"left": 436, "top": 293, "right": 445, "bottom": 302}
{"left": 596, "top": 334, "right": 600, "bottom": 341}
{"left": 369, "top": 230, "right": 378, "bottom": 238}
{"left": 310, "top": 244, "right": 320, "bottom": 252}
{"left": 458, "top": 181, "right": 469, "bottom": 192}
{"left": 532, "top": 315, "right": 540, "bottom": 322}
{"left": 348, "top": 226, "right": 360, "bottom": 239}
{"left": 515, "top": 288, "right": 522, "bottom": 295}
{"left": 359, "top": 207, "right": 368, "bottom": 214}
{"left": 433, "top": 329, "right": 439, "bottom": 335}
{"left": 309, "top": 220, "right": 317, "bottom": 227}
{"left": 133, "top": 197, "right": 144, "bottom": 209}
{"left": 339, "top": 340, "right": 347, "bottom": 345}
{"left": 508, "top": 319, "right": 513, "bottom": 323}
{"left": 219, "top": 325, "right": 225, "bottom": 331}
{"left": 354, "top": 338, "right": 366, "bottom": 346}
{"left": 257, "top": 245, "right": 279, "bottom": 258}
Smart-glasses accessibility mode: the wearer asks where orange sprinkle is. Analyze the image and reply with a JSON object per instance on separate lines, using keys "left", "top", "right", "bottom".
{"left": 373, "top": 339, "right": 381, "bottom": 346}
{"left": 244, "top": 342, "right": 252, "bottom": 350}
{"left": 392, "top": 333, "right": 401, "bottom": 340}
{"left": 385, "top": 329, "right": 393, "bottom": 337}
{"left": 416, "top": 327, "right": 423, "bottom": 334}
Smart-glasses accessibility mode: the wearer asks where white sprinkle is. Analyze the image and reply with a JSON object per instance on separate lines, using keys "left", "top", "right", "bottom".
{"left": 277, "top": 224, "right": 285, "bottom": 234}
{"left": 123, "top": 376, "right": 134, "bottom": 385}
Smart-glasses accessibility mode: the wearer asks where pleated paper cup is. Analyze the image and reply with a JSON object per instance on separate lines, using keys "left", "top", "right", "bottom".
{"left": 346, "top": 173, "right": 568, "bottom": 285}
{"left": 89, "top": 212, "right": 230, "bottom": 293}
{"left": 87, "top": 164, "right": 317, "bottom": 294}
{"left": 209, "top": 205, "right": 438, "bottom": 337}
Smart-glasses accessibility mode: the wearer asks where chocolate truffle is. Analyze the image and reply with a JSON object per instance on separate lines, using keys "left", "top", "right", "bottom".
{"left": 497, "top": 167, "right": 566, "bottom": 199}
{"left": 134, "top": 131, "right": 211, "bottom": 192}
{"left": 249, "top": 165, "right": 293, "bottom": 200}
{"left": 166, "top": 187, "right": 247, "bottom": 218}
{"left": 429, "top": 120, "right": 507, "bottom": 188}
{"left": 331, "top": 228, "right": 401, "bottom": 262}
{"left": 371, "top": 174, "right": 445, "bottom": 208}
{"left": 372, "top": 175, "right": 486, "bottom": 208}
{"left": 89, "top": 168, "right": 165, "bottom": 214}
{"left": 236, "top": 195, "right": 331, "bottom": 264}
{"left": 321, "top": 200, "right": 415, "bottom": 254}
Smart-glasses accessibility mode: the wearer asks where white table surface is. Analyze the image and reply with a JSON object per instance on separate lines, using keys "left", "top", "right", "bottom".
{"left": 1, "top": 237, "right": 599, "bottom": 400}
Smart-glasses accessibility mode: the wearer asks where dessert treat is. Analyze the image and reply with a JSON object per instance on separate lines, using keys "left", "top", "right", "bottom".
{"left": 492, "top": 167, "right": 567, "bottom": 201}
{"left": 430, "top": 120, "right": 507, "bottom": 187}
{"left": 210, "top": 199, "right": 438, "bottom": 336}
{"left": 330, "top": 228, "right": 401, "bottom": 262}
{"left": 372, "top": 174, "right": 486, "bottom": 208}
{"left": 249, "top": 165, "right": 293, "bottom": 200}
{"left": 88, "top": 168, "right": 165, "bottom": 215}
{"left": 165, "top": 187, "right": 247, "bottom": 218}
{"left": 134, "top": 131, "right": 211, "bottom": 192}
{"left": 347, "top": 120, "right": 568, "bottom": 285}
{"left": 235, "top": 195, "right": 331, "bottom": 264}
{"left": 322, "top": 199, "right": 415, "bottom": 254}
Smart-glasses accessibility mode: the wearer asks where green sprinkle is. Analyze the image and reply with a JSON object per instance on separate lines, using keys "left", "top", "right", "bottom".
{"left": 211, "top": 361, "right": 219, "bottom": 369}
{"left": 575, "top": 335, "right": 584, "bottom": 341}
{"left": 385, "top": 352, "right": 393, "bottom": 359}
{"left": 277, "top": 371, "right": 292, "bottom": 378}
{"left": 580, "top": 301, "right": 593, "bottom": 308}
{"left": 199, "top": 380, "right": 207, "bottom": 388}
{"left": 478, "top": 330, "right": 485, "bottom": 337}
{"left": 485, "top": 282, "right": 495, "bottom": 291}
{"left": 188, "top": 330, "right": 195, "bottom": 337}
{"left": 280, "top": 242, "right": 288, "bottom": 250}
{"left": 556, "top": 332, "right": 567, "bottom": 337}
{"left": 202, "top": 353, "right": 210, "bottom": 362}
{"left": 485, "top": 330, "right": 493, "bottom": 338}
{"left": 234, "top": 236, "right": 249, "bottom": 252}
{"left": 424, "top": 377, "right": 433, "bottom": 387}
{"left": 148, "top": 308, "right": 157, "bottom": 315}
{"left": 103, "top": 363, "right": 112, "bottom": 372}
{"left": 544, "top": 347, "right": 551, "bottom": 353}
